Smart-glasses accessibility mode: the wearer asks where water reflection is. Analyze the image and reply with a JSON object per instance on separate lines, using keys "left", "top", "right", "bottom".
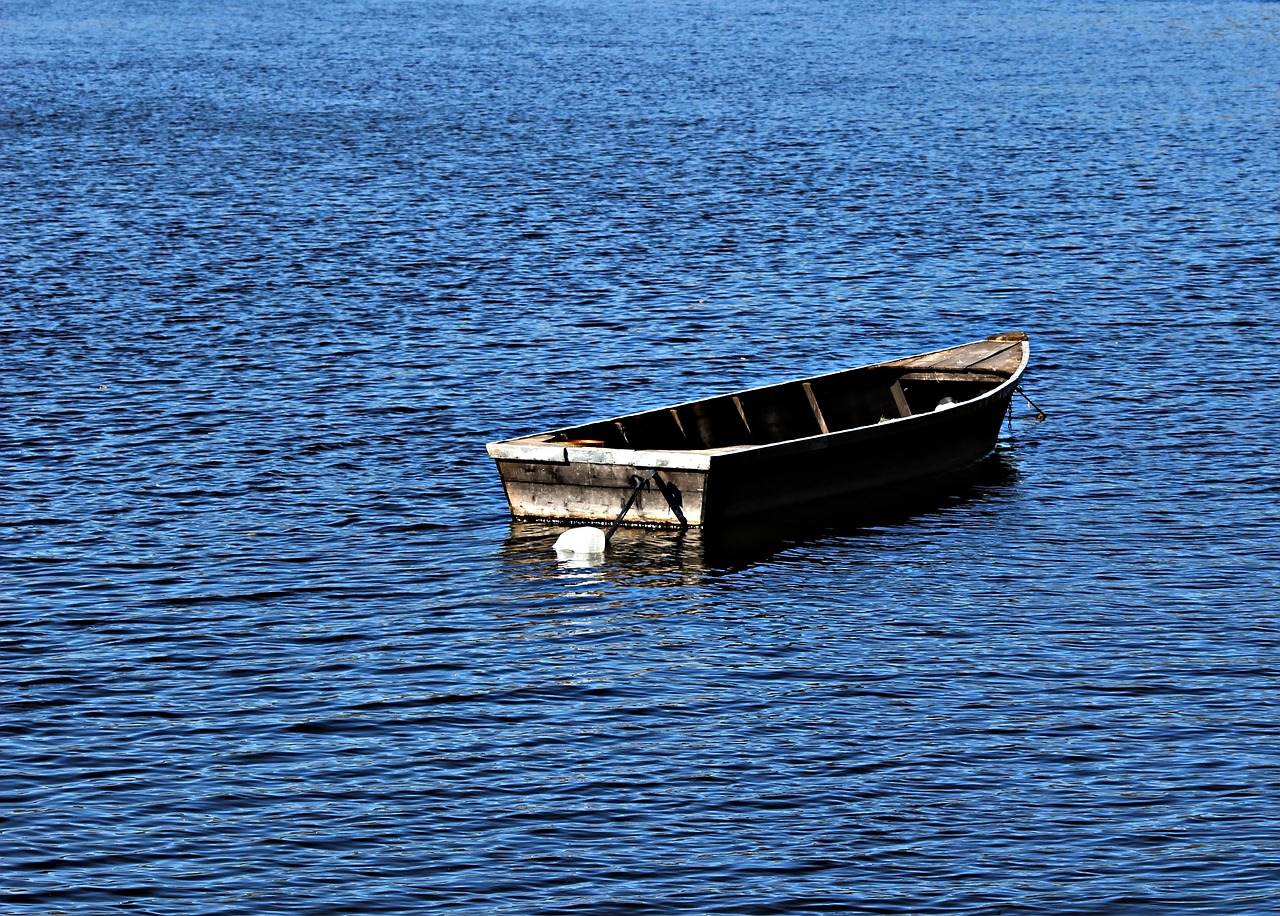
{"left": 500, "top": 452, "right": 1020, "bottom": 579}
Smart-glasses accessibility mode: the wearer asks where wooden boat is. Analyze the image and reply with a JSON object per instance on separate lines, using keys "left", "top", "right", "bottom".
{"left": 487, "top": 332, "right": 1030, "bottom": 528}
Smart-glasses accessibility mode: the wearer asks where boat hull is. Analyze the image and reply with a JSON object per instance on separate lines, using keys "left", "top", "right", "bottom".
{"left": 488, "top": 334, "right": 1029, "bottom": 529}
{"left": 702, "top": 387, "right": 1014, "bottom": 523}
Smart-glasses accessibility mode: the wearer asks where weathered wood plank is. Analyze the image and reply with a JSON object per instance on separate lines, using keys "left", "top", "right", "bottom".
{"left": 486, "top": 442, "right": 568, "bottom": 462}
{"left": 802, "top": 382, "right": 830, "bottom": 435}
{"left": 893, "top": 341, "right": 1009, "bottom": 371}
{"left": 496, "top": 458, "right": 709, "bottom": 490}
{"left": 669, "top": 408, "right": 687, "bottom": 439}
{"left": 731, "top": 396, "right": 754, "bottom": 440}
{"left": 497, "top": 461, "right": 708, "bottom": 526}
{"left": 889, "top": 381, "right": 912, "bottom": 417}
{"left": 965, "top": 342, "right": 1025, "bottom": 374}
{"left": 897, "top": 370, "right": 1008, "bottom": 383}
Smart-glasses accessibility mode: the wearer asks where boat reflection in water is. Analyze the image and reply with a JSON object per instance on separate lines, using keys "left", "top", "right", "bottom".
{"left": 501, "top": 451, "right": 1020, "bottom": 577}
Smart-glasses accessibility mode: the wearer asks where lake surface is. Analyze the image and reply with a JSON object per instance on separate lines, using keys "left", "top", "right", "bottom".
{"left": 4, "top": 0, "right": 1280, "bottom": 912}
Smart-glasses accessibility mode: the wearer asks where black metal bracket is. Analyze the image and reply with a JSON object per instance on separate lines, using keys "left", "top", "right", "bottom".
{"left": 604, "top": 469, "right": 687, "bottom": 542}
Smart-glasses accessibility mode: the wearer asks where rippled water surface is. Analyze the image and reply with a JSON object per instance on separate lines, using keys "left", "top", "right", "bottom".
{"left": 5, "top": 1, "right": 1280, "bottom": 913}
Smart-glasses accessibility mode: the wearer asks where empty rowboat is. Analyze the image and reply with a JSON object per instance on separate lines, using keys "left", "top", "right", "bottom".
{"left": 487, "top": 331, "right": 1030, "bottom": 528}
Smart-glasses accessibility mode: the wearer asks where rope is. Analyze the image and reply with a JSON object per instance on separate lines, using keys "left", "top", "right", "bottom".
{"left": 1016, "top": 385, "right": 1047, "bottom": 421}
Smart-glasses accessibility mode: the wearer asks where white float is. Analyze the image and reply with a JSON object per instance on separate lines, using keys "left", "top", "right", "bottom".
{"left": 553, "top": 526, "right": 607, "bottom": 558}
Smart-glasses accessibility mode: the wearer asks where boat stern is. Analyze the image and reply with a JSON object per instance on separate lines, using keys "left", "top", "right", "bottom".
{"left": 486, "top": 438, "right": 721, "bottom": 527}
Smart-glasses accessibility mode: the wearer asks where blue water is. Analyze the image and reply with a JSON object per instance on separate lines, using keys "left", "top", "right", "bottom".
{"left": 4, "top": 1, "right": 1280, "bottom": 912}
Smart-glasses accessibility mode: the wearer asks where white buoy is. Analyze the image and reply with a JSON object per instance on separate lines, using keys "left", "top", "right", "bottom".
{"left": 554, "top": 526, "right": 607, "bottom": 557}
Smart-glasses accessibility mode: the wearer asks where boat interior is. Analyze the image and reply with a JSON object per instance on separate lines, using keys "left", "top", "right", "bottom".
{"left": 549, "top": 343, "right": 1022, "bottom": 452}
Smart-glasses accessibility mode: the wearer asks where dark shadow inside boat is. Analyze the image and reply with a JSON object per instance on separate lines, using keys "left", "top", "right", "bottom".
{"left": 549, "top": 367, "right": 1008, "bottom": 452}
{"left": 500, "top": 451, "right": 1020, "bottom": 579}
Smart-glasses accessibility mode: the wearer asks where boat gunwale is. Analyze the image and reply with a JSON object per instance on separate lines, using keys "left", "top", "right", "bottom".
{"left": 487, "top": 335, "right": 1029, "bottom": 468}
